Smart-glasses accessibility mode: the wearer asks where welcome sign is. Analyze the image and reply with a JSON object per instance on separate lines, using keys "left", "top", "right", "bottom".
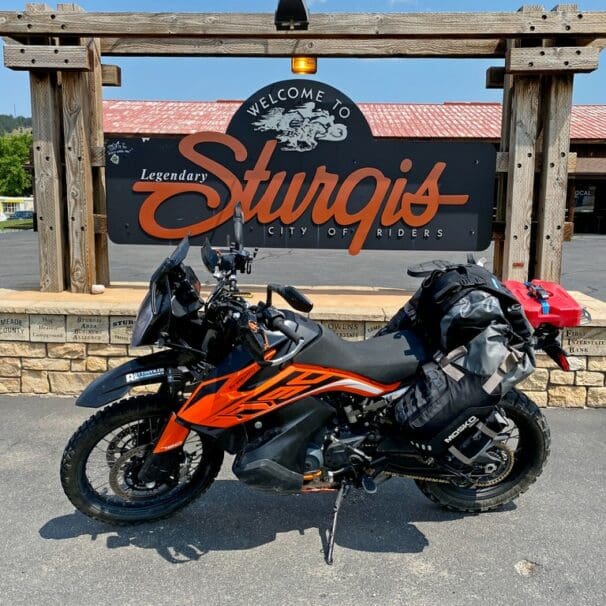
{"left": 106, "top": 80, "right": 496, "bottom": 254}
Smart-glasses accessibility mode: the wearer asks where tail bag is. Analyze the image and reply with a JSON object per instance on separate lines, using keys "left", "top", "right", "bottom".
{"left": 381, "top": 262, "right": 535, "bottom": 435}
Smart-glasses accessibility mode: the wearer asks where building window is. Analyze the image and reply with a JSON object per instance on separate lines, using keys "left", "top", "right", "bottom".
{"left": 574, "top": 185, "right": 596, "bottom": 214}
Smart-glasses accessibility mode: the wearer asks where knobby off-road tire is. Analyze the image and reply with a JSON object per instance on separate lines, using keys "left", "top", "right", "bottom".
{"left": 61, "top": 395, "right": 224, "bottom": 525}
{"left": 415, "top": 389, "right": 550, "bottom": 513}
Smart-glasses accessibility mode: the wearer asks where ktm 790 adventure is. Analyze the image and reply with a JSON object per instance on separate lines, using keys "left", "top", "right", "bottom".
{"left": 60, "top": 209, "right": 563, "bottom": 563}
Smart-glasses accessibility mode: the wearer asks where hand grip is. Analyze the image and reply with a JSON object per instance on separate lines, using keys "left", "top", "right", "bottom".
{"left": 271, "top": 316, "right": 301, "bottom": 343}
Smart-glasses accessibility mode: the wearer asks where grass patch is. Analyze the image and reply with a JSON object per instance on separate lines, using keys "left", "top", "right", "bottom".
{"left": 0, "top": 219, "right": 33, "bottom": 231}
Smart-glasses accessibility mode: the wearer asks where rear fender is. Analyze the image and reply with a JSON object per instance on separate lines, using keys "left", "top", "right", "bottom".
{"left": 76, "top": 350, "right": 192, "bottom": 408}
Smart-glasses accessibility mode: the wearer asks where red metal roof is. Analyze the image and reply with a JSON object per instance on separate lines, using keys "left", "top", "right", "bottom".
{"left": 102, "top": 99, "right": 606, "bottom": 141}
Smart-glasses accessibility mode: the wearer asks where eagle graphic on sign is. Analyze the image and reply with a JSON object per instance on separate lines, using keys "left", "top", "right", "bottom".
{"left": 252, "top": 102, "right": 348, "bottom": 152}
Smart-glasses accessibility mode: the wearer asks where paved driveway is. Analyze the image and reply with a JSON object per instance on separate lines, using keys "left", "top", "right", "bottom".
{"left": 0, "top": 396, "right": 604, "bottom": 605}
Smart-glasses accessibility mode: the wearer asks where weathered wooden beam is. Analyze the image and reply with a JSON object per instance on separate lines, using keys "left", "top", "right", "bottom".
{"left": 99, "top": 37, "right": 506, "bottom": 57}
{"left": 535, "top": 74, "right": 574, "bottom": 281}
{"left": 101, "top": 63, "right": 120, "bottom": 85}
{"left": 88, "top": 37, "right": 110, "bottom": 286}
{"left": 30, "top": 71, "right": 66, "bottom": 292}
{"left": 3, "top": 42, "right": 92, "bottom": 70}
{"left": 486, "top": 66, "right": 505, "bottom": 89}
{"left": 502, "top": 76, "right": 540, "bottom": 281}
{"left": 496, "top": 150, "right": 577, "bottom": 172}
{"left": 93, "top": 213, "right": 107, "bottom": 234}
{"left": 61, "top": 29, "right": 97, "bottom": 292}
{"left": 506, "top": 45, "right": 599, "bottom": 73}
{"left": 1, "top": 11, "right": 606, "bottom": 38}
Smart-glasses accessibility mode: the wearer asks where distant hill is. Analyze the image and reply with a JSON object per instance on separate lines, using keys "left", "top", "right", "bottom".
{"left": 0, "top": 115, "right": 32, "bottom": 135}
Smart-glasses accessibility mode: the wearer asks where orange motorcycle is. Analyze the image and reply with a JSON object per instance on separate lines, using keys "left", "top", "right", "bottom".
{"left": 61, "top": 208, "right": 552, "bottom": 563}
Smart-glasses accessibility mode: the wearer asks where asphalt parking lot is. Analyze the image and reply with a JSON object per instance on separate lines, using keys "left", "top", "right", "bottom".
{"left": 0, "top": 395, "right": 604, "bottom": 606}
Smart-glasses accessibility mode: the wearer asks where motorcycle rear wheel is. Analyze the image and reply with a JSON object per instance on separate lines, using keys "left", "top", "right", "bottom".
{"left": 60, "top": 394, "right": 223, "bottom": 525}
{"left": 415, "top": 389, "right": 550, "bottom": 513}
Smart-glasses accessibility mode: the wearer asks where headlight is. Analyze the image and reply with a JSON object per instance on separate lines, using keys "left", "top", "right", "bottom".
{"left": 131, "top": 292, "right": 155, "bottom": 347}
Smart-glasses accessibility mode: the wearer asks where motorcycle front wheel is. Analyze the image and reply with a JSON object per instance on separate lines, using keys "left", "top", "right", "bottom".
{"left": 60, "top": 394, "right": 223, "bottom": 525}
{"left": 415, "top": 389, "right": 550, "bottom": 513}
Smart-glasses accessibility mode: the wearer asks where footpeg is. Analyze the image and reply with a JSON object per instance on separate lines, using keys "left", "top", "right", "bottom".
{"left": 361, "top": 475, "right": 377, "bottom": 494}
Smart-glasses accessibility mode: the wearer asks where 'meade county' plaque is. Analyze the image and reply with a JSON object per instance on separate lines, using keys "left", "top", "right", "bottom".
{"left": 106, "top": 80, "right": 496, "bottom": 254}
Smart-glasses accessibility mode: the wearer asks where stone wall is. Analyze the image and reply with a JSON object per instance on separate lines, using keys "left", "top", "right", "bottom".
{"left": 0, "top": 311, "right": 604, "bottom": 407}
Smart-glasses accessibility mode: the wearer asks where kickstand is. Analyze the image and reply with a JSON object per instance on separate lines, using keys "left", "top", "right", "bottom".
{"left": 325, "top": 481, "right": 351, "bottom": 565}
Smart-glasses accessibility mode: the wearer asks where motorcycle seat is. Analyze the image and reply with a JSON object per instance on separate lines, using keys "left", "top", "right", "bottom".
{"left": 295, "top": 325, "right": 429, "bottom": 384}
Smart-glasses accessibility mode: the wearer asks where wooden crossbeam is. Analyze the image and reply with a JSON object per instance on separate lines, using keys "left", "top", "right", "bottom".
{"left": 1, "top": 10, "right": 606, "bottom": 39}
{"left": 506, "top": 46, "right": 600, "bottom": 73}
{"left": 101, "top": 63, "right": 120, "bottom": 85}
{"left": 99, "top": 37, "right": 507, "bottom": 58}
{"left": 3, "top": 43, "right": 92, "bottom": 70}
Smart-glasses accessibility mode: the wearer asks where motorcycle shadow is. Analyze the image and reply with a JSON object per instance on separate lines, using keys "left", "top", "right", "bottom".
{"left": 40, "top": 478, "right": 511, "bottom": 564}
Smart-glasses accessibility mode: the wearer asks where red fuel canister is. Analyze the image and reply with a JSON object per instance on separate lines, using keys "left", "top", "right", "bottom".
{"left": 503, "top": 280, "right": 583, "bottom": 328}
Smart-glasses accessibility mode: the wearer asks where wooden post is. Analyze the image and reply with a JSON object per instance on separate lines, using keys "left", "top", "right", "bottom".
{"left": 25, "top": 3, "right": 65, "bottom": 292}
{"left": 492, "top": 39, "right": 517, "bottom": 279}
{"left": 535, "top": 74, "right": 574, "bottom": 280}
{"left": 59, "top": 3, "right": 96, "bottom": 292}
{"left": 88, "top": 37, "right": 110, "bottom": 286}
{"left": 502, "top": 75, "right": 540, "bottom": 281}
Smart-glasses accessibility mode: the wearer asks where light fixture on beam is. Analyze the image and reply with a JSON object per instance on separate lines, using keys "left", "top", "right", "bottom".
{"left": 291, "top": 55, "right": 317, "bottom": 74}
{"left": 275, "top": 0, "right": 309, "bottom": 31}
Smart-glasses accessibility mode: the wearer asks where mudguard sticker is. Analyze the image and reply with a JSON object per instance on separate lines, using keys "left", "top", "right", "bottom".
{"left": 125, "top": 368, "right": 165, "bottom": 383}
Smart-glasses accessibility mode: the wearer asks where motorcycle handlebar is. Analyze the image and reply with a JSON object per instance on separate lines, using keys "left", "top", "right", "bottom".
{"left": 270, "top": 315, "right": 301, "bottom": 344}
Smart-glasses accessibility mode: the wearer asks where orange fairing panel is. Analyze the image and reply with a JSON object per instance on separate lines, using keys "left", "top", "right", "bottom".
{"left": 177, "top": 363, "right": 399, "bottom": 429}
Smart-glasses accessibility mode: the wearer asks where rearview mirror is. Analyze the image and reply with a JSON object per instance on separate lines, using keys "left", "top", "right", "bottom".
{"left": 267, "top": 283, "right": 313, "bottom": 313}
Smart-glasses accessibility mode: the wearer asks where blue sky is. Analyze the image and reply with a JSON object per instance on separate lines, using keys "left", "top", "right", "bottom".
{"left": 1, "top": 0, "right": 604, "bottom": 116}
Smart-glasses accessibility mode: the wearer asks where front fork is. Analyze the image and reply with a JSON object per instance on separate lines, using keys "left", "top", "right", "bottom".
{"left": 138, "top": 412, "right": 191, "bottom": 484}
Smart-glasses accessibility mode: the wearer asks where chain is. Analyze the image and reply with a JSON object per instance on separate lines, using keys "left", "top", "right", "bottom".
{"left": 386, "top": 443, "right": 515, "bottom": 487}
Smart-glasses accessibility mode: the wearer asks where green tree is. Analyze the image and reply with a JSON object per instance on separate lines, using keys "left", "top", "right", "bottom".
{"left": 0, "top": 132, "right": 32, "bottom": 196}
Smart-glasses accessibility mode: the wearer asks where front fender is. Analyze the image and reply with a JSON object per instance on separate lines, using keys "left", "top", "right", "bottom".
{"left": 76, "top": 350, "right": 191, "bottom": 408}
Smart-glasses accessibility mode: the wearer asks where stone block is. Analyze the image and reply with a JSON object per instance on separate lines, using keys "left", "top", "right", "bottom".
{"left": 30, "top": 315, "right": 66, "bottom": 342}
{"left": 0, "top": 358, "right": 21, "bottom": 377}
{"left": 49, "top": 372, "right": 99, "bottom": 395}
{"left": 108, "top": 356, "right": 134, "bottom": 369}
{"left": 21, "top": 370, "right": 49, "bottom": 394}
{"left": 47, "top": 343, "right": 86, "bottom": 359}
{"left": 110, "top": 316, "right": 135, "bottom": 344}
{"left": 587, "top": 387, "right": 606, "bottom": 408}
{"left": 549, "top": 370, "right": 574, "bottom": 385}
{"left": 568, "top": 356, "right": 586, "bottom": 371}
{"left": 71, "top": 359, "right": 86, "bottom": 371}
{"left": 536, "top": 354, "right": 558, "bottom": 369}
{"left": 319, "top": 320, "right": 364, "bottom": 341}
{"left": 575, "top": 371, "right": 604, "bottom": 387}
{"left": 0, "top": 342, "right": 46, "bottom": 358}
{"left": 66, "top": 315, "right": 109, "bottom": 343}
{"left": 521, "top": 390, "right": 548, "bottom": 407}
{"left": 364, "top": 321, "right": 385, "bottom": 340}
{"left": 0, "top": 377, "right": 20, "bottom": 393}
{"left": 548, "top": 386, "right": 586, "bottom": 407}
{"left": 86, "top": 356, "right": 107, "bottom": 372}
{"left": 517, "top": 369, "right": 549, "bottom": 391}
{"left": 563, "top": 327, "right": 606, "bottom": 356}
{"left": 87, "top": 344, "right": 128, "bottom": 357}
{"left": 588, "top": 356, "right": 606, "bottom": 372}
{"left": 0, "top": 314, "right": 29, "bottom": 341}
{"left": 23, "top": 358, "right": 70, "bottom": 371}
